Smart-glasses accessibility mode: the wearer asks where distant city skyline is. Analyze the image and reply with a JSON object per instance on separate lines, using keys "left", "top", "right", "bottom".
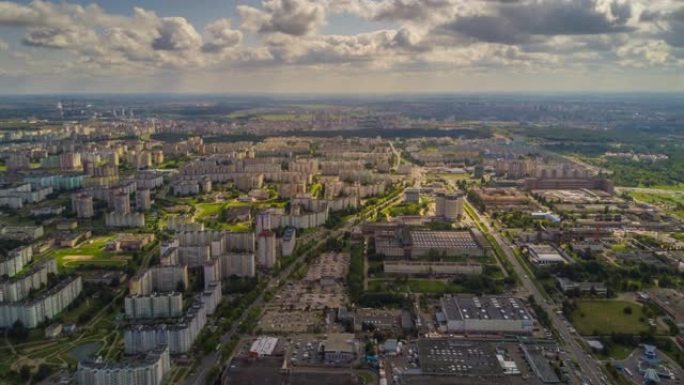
{"left": 0, "top": 0, "right": 683, "bottom": 94}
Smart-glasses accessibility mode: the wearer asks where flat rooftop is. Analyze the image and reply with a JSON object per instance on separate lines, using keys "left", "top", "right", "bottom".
{"left": 249, "top": 336, "right": 279, "bottom": 356}
{"left": 441, "top": 295, "right": 533, "bottom": 322}
{"left": 520, "top": 344, "right": 560, "bottom": 384}
{"left": 409, "top": 231, "right": 479, "bottom": 248}
{"left": 527, "top": 244, "right": 565, "bottom": 263}
{"left": 648, "top": 288, "right": 684, "bottom": 322}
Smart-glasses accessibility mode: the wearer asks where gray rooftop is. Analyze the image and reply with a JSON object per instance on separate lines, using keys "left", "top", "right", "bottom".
{"left": 441, "top": 295, "right": 533, "bottom": 322}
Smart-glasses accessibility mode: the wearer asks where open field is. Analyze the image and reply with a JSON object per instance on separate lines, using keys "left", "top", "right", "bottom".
{"left": 621, "top": 187, "right": 684, "bottom": 219}
{"left": 630, "top": 191, "right": 684, "bottom": 219}
{"left": 569, "top": 300, "right": 651, "bottom": 336}
{"left": 611, "top": 242, "right": 630, "bottom": 252}
{"left": 212, "top": 221, "right": 252, "bottom": 232}
{"left": 195, "top": 202, "right": 225, "bottom": 219}
{"left": 596, "top": 344, "right": 635, "bottom": 361}
{"left": 51, "top": 236, "right": 128, "bottom": 268}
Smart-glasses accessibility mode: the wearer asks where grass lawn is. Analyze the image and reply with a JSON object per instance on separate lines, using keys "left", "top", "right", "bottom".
{"left": 256, "top": 199, "right": 288, "bottom": 209}
{"left": 195, "top": 202, "right": 225, "bottom": 219}
{"left": 310, "top": 182, "right": 322, "bottom": 197}
{"left": 611, "top": 242, "right": 630, "bottom": 252}
{"left": 356, "top": 370, "right": 376, "bottom": 385}
{"left": 649, "top": 184, "right": 684, "bottom": 191}
{"left": 603, "top": 344, "right": 635, "bottom": 360}
{"left": 630, "top": 191, "right": 684, "bottom": 219}
{"left": 213, "top": 221, "right": 252, "bottom": 232}
{"left": 60, "top": 298, "right": 99, "bottom": 324}
{"left": 570, "top": 300, "right": 650, "bottom": 336}
{"left": 225, "top": 200, "right": 251, "bottom": 208}
{"left": 52, "top": 235, "right": 128, "bottom": 268}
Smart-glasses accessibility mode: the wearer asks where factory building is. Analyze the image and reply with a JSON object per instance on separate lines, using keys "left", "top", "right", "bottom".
{"left": 375, "top": 227, "right": 486, "bottom": 258}
{"left": 438, "top": 295, "right": 535, "bottom": 335}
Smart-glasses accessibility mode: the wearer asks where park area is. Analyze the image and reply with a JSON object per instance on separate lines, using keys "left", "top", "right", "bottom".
{"left": 51, "top": 236, "right": 129, "bottom": 268}
{"left": 569, "top": 300, "right": 651, "bottom": 336}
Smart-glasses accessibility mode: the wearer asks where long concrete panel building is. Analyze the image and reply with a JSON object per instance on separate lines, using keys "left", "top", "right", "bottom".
{"left": 76, "top": 346, "right": 170, "bottom": 385}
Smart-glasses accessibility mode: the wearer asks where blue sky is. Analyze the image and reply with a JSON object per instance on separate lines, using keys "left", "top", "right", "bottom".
{"left": 0, "top": 0, "right": 682, "bottom": 93}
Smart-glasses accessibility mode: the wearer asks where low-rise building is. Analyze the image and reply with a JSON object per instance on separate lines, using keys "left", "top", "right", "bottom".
{"left": 0, "top": 225, "right": 44, "bottom": 241}
{"left": 383, "top": 261, "right": 482, "bottom": 276}
{"left": 438, "top": 295, "right": 535, "bottom": 334}
{"left": 375, "top": 227, "right": 486, "bottom": 258}
{"left": 556, "top": 277, "right": 607, "bottom": 295}
{"left": 107, "top": 233, "right": 155, "bottom": 252}
{"left": 526, "top": 244, "right": 567, "bottom": 265}
{"left": 321, "top": 333, "right": 356, "bottom": 365}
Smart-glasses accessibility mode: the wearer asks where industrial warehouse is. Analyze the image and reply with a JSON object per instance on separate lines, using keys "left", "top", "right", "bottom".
{"left": 437, "top": 295, "right": 536, "bottom": 334}
{"left": 374, "top": 226, "right": 487, "bottom": 258}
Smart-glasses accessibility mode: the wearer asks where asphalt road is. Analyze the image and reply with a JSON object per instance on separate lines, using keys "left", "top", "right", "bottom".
{"left": 471, "top": 207, "right": 607, "bottom": 385}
